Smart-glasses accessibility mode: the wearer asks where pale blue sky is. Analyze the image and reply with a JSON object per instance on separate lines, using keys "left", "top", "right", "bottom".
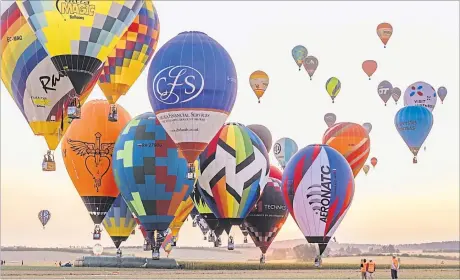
{"left": 1, "top": 1, "right": 459, "bottom": 248}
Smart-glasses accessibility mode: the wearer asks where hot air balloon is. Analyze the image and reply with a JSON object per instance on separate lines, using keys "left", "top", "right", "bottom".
{"left": 392, "top": 87, "right": 402, "bottom": 105}
{"left": 247, "top": 124, "right": 273, "bottom": 153}
{"left": 378, "top": 80, "right": 393, "bottom": 106}
{"left": 362, "top": 123, "right": 372, "bottom": 134}
{"left": 394, "top": 106, "right": 433, "bottom": 163}
{"left": 147, "top": 31, "right": 237, "bottom": 179}
{"left": 61, "top": 100, "right": 131, "bottom": 239}
{"left": 102, "top": 195, "right": 136, "bottom": 249}
{"left": 404, "top": 81, "right": 437, "bottom": 112}
{"left": 112, "top": 112, "right": 194, "bottom": 259}
{"left": 249, "top": 70, "right": 269, "bottom": 103}
{"left": 161, "top": 231, "right": 175, "bottom": 257}
{"left": 38, "top": 210, "right": 51, "bottom": 229}
{"left": 437, "top": 87, "right": 448, "bottom": 104}
{"left": 303, "top": 56, "right": 319, "bottom": 80}
{"left": 370, "top": 157, "right": 378, "bottom": 168}
{"left": 323, "top": 122, "right": 371, "bottom": 178}
{"left": 191, "top": 183, "right": 215, "bottom": 241}
{"left": 282, "top": 144, "right": 355, "bottom": 256}
{"left": 325, "top": 77, "right": 341, "bottom": 103}
{"left": 16, "top": 0, "right": 143, "bottom": 102}
{"left": 363, "top": 165, "right": 370, "bottom": 175}
{"left": 273, "top": 138, "right": 299, "bottom": 169}
{"left": 93, "top": 244, "right": 104, "bottom": 256}
{"left": 291, "top": 45, "right": 308, "bottom": 71}
{"left": 362, "top": 60, "right": 378, "bottom": 80}
{"left": 197, "top": 123, "right": 270, "bottom": 230}
{"left": 98, "top": 0, "right": 160, "bottom": 122}
{"left": 169, "top": 196, "right": 194, "bottom": 246}
{"left": 1, "top": 2, "right": 99, "bottom": 171}
{"left": 324, "top": 113, "right": 337, "bottom": 128}
{"left": 377, "top": 23, "right": 393, "bottom": 48}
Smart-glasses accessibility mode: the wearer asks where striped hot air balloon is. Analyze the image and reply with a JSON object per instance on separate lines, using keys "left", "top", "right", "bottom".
{"left": 325, "top": 77, "right": 341, "bottom": 103}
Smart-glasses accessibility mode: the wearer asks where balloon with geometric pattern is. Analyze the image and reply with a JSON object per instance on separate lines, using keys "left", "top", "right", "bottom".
{"left": 102, "top": 194, "right": 137, "bottom": 249}
{"left": 38, "top": 210, "right": 51, "bottom": 229}
{"left": 291, "top": 45, "right": 308, "bottom": 71}
{"left": 169, "top": 196, "right": 194, "bottom": 245}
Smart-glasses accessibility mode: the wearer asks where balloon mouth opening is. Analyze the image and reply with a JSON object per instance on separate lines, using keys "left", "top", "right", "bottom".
{"left": 178, "top": 31, "right": 208, "bottom": 36}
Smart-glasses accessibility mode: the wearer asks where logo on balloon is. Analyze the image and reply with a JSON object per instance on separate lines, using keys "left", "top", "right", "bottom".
{"left": 378, "top": 87, "right": 390, "bottom": 96}
{"left": 152, "top": 65, "right": 205, "bottom": 105}
{"left": 273, "top": 143, "right": 282, "bottom": 155}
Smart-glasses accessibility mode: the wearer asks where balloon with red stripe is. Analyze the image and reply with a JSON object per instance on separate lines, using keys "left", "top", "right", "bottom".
{"left": 281, "top": 144, "right": 355, "bottom": 255}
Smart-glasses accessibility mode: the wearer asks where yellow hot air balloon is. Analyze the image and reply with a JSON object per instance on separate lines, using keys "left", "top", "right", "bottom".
{"left": 249, "top": 70, "right": 269, "bottom": 103}
{"left": 169, "top": 196, "right": 194, "bottom": 245}
{"left": 325, "top": 77, "right": 341, "bottom": 103}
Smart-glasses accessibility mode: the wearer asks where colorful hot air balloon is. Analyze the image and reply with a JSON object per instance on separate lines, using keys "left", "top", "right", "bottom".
{"left": 98, "top": 0, "right": 160, "bottom": 121}
{"left": 378, "top": 80, "right": 393, "bottom": 106}
{"left": 377, "top": 23, "right": 393, "bottom": 48}
{"left": 437, "top": 87, "right": 448, "bottom": 104}
{"left": 392, "top": 87, "right": 402, "bottom": 105}
{"left": 282, "top": 144, "right": 355, "bottom": 256}
{"left": 404, "top": 81, "right": 437, "bottom": 112}
{"left": 370, "top": 157, "right": 378, "bottom": 168}
{"left": 269, "top": 165, "right": 283, "bottom": 181}
{"left": 191, "top": 182, "right": 217, "bottom": 238}
{"left": 197, "top": 123, "right": 270, "bottom": 228}
{"left": 363, "top": 165, "right": 370, "bottom": 175}
{"left": 325, "top": 77, "right": 341, "bottom": 103}
{"left": 112, "top": 112, "right": 195, "bottom": 243}
{"left": 303, "top": 56, "right": 319, "bottom": 80}
{"left": 61, "top": 100, "right": 131, "bottom": 234}
{"left": 161, "top": 231, "right": 175, "bottom": 257}
{"left": 324, "top": 113, "right": 337, "bottom": 128}
{"left": 16, "top": 0, "right": 143, "bottom": 96}
{"left": 38, "top": 210, "right": 51, "bottom": 229}
{"left": 147, "top": 31, "right": 237, "bottom": 176}
{"left": 291, "top": 45, "right": 308, "bottom": 71}
{"left": 273, "top": 138, "right": 299, "bottom": 169}
{"left": 362, "top": 123, "right": 372, "bottom": 134}
{"left": 169, "top": 196, "right": 194, "bottom": 245}
{"left": 394, "top": 106, "right": 433, "bottom": 163}
{"left": 323, "top": 122, "right": 371, "bottom": 178}
{"left": 249, "top": 70, "right": 269, "bottom": 103}
{"left": 362, "top": 60, "right": 378, "bottom": 80}
{"left": 244, "top": 177, "right": 288, "bottom": 259}
{"left": 247, "top": 124, "right": 273, "bottom": 153}
{"left": 102, "top": 195, "right": 137, "bottom": 249}
{"left": 1, "top": 2, "right": 99, "bottom": 167}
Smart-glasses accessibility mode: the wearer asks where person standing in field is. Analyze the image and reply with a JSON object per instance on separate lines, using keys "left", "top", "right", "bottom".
{"left": 391, "top": 256, "right": 399, "bottom": 279}
{"left": 367, "top": 259, "right": 375, "bottom": 279}
{"left": 360, "top": 258, "right": 368, "bottom": 279}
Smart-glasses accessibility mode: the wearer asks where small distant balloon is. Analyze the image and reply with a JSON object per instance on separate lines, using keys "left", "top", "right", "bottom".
{"left": 377, "top": 23, "right": 393, "bottom": 48}
{"left": 378, "top": 80, "right": 393, "bottom": 106}
{"left": 303, "top": 56, "right": 319, "bottom": 80}
{"left": 247, "top": 124, "right": 273, "bottom": 153}
{"left": 325, "top": 77, "right": 341, "bottom": 103}
{"left": 370, "top": 157, "right": 378, "bottom": 168}
{"left": 249, "top": 70, "right": 269, "bottom": 103}
{"left": 437, "top": 86, "right": 447, "bottom": 104}
{"left": 362, "top": 60, "right": 378, "bottom": 80}
{"left": 362, "top": 122, "right": 372, "bottom": 134}
{"left": 363, "top": 165, "right": 370, "bottom": 175}
{"left": 324, "top": 113, "right": 337, "bottom": 128}
{"left": 403, "top": 81, "right": 437, "bottom": 112}
{"left": 292, "top": 45, "right": 308, "bottom": 71}
{"left": 93, "top": 244, "right": 104, "bottom": 256}
{"left": 392, "top": 87, "right": 402, "bottom": 105}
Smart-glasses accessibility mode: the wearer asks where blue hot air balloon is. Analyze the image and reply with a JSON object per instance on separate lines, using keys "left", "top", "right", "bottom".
{"left": 147, "top": 31, "right": 238, "bottom": 176}
{"left": 38, "top": 210, "right": 51, "bottom": 229}
{"left": 394, "top": 106, "right": 433, "bottom": 163}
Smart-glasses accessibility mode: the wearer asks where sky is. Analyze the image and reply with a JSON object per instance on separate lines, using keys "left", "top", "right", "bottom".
{"left": 1, "top": 1, "right": 459, "bottom": 248}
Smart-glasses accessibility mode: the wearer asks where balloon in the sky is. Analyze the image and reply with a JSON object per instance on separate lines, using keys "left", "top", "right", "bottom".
{"left": 303, "top": 56, "right": 319, "bottom": 80}
{"left": 378, "top": 80, "right": 393, "bottom": 106}
{"left": 169, "top": 196, "right": 194, "bottom": 244}
{"left": 370, "top": 157, "right": 378, "bottom": 168}
{"left": 325, "top": 77, "right": 341, "bottom": 103}
{"left": 112, "top": 112, "right": 195, "bottom": 240}
{"left": 273, "top": 138, "right": 299, "bottom": 169}
{"left": 98, "top": 1, "right": 160, "bottom": 113}
{"left": 437, "top": 87, "right": 448, "bottom": 104}
{"left": 282, "top": 144, "right": 355, "bottom": 255}
{"left": 198, "top": 123, "right": 270, "bottom": 226}
{"left": 363, "top": 165, "right": 370, "bottom": 175}
{"left": 362, "top": 60, "right": 378, "bottom": 80}
{"left": 324, "top": 113, "right": 337, "bottom": 128}
{"left": 249, "top": 70, "right": 269, "bottom": 103}
{"left": 147, "top": 31, "right": 237, "bottom": 171}
{"left": 61, "top": 100, "right": 131, "bottom": 227}
{"left": 395, "top": 106, "right": 433, "bottom": 163}
{"left": 16, "top": 0, "right": 143, "bottom": 95}
{"left": 323, "top": 122, "right": 371, "bottom": 178}
{"left": 38, "top": 210, "right": 51, "bottom": 229}
{"left": 102, "top": 195, "right": 136, "bottom": 249}
{"left": 362, "top": 122, "right": 372, "bottom": 134}
{"left": 93, "top": 244, "right": 104, "bottom": 256}
{"left": 291, "top": 45, "right": 308, "bottom": 71}
{"left": 376, "top": 23, "right": 393, "bottom": 48}
{"left": 247, "top": 124, "right": 273, "bottom": 153}
{"left": 392, "top": 87, "right": 402, "bottom": 105}
{"left": 404, "top": 81, "right": 437, "bottom": 112}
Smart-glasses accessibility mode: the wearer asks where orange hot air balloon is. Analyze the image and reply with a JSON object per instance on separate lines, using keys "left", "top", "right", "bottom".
{"left": 322, "top": 122, "right": 371, "bottom": 178}
{"left": 371, "top": 157, "right": 378, "bottom": 168}
{"left": 376, "top": 23, "right": 393, "bottom": 48}
{"left": 362, "top": 60, "right": 378, "bottom": 80}
{"left": 61, "top": 100, "right": 131, "bottom": 233}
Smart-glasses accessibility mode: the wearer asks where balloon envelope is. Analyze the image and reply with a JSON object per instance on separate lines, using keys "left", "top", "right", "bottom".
{"left": 273, "top": 138, "right": 299, "bottom": 169}
{"left": 191, "top": 182, "right": 218, "bottom": 231}
{"left": 324, "top": 113, "right": 337, "bottom": 128}
{"left": 169, "top": 196, "right": 194, "bottom": 239}
{"left": 303, "top": 56, "right": 319, "bottom": 79}
{"left": 102, "top": 195, "right": 137, "bottom": 249}
{"left": 392, "top": 87, "right": 402, "bottom": 104}
{"left": 325, "top": 77, "right": 341, "bottom": 103}
{"left": 38, "top": 210, "right": 51, "bottom": 228}
{"left": 249, "top": 70, "right": 269, "bottom": 102}
{"left": 404, "top": 81, "right": 437, "bottom": 112}
{"left": 370, "top": 157, "right": 378, "bottom": 167}
{"left": 437, "top": 87, "right": 447, "bottom": 103}
{"left": 362, "top": 123, "right": 372, "bottom": 134}
{"left": 247, "top": 124, "right": 273, "bottom": 153}
{"left": 378, "top": 80, "right": 393, "bottom": 105}
{"left": 376, "top": 23, "right": 393, "bottom": 47}
{"left": 291, "top": 45, "right": 308, "bottom": 70}
{"left": 363, "top": 165, "right": 370, "bottom": 175}
{"left": 362, "top": 60, "right": 378, "bottom": 78}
